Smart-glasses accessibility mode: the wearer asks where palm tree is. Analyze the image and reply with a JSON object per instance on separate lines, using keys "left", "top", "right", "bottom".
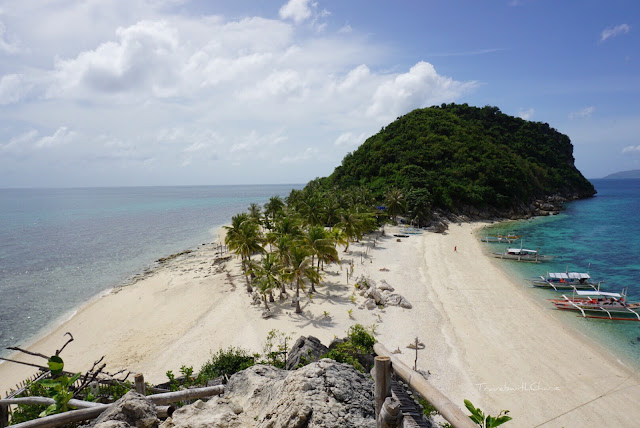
{"left": 263, "top": 195, "right": 285, "bottom": 230}
{"left": 385, "top": 188, "right": 406, "bottom": 224}
{"left": 286, "top": 245, "right": 319, "bottom": 314}
{"left": 247, "top": 203, "right": 263, "bottom": 226}
{"left": 300, "top": 226, "right": 338, "bottom": 282}
{"left": 225, "top": 215, "right": 264, "bottom": 292}
{"left": 252, "top": 253, "right": 282, "bottom": 311}
{"left": 337, "top": 210, "right": 365, "bottom": 252}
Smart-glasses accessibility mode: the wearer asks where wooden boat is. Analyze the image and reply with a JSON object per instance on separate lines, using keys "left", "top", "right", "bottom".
{"left": 480, "top": 234, "right": 522, "bottom": 244}
{"left": 491, "top": 246, "right": 555, "bottom": 263}
{"left": 549, "top": 288, "right": 640, "bottom": 321}
{"left": 530, "top": 272, "right": 599, "bottom": 291}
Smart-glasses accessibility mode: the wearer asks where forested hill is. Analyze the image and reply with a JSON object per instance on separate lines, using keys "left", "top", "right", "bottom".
{"left": 319, "top": 103, "right": 595, "bottom": 218}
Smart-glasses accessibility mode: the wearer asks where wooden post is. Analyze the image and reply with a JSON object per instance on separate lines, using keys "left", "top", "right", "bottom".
{"left": 0, "top": 403, "right": 8, "bottom": 428}
{"left": 378, "top": 396, "right": 401, "bottom": 428}
{"left": 374, "top": 356, "right": 391, "bottom": 419}
{"left": 134, "top": 374, "right": 146, "bottom": 395}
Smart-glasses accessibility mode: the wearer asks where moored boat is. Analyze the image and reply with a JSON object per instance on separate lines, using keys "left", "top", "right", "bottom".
{"left": 491, "top": 247, "right": 555, "bottom": 263}
{"left": 480, "top": 233, "right": 522, "bottom": 244}
{"left": 530, "top": 272, "right": 599, "bottom": 291}
{"left": 550, "top": 288, "right": 640, "bottom": 321}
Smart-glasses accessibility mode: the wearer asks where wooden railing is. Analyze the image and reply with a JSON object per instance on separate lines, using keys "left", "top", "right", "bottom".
{"left": 374, "top": 343, "right": 476, "bottom": 428}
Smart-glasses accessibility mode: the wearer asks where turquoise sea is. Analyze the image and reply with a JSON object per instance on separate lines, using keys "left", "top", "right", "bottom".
{"left": 0, "top": 185, "right": 299, "bottom": 357}
{"left": 482, "top": 179, "right": 640, "bottom": 368}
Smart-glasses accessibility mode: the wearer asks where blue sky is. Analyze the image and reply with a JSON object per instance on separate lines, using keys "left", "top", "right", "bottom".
{"left": 0, "top": 0, "right": 638, "bottom": 187}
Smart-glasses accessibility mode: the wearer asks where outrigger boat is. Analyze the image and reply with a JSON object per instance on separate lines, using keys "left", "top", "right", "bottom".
{"left": 491, "top": 246, "right": 555, "bottom": 263}
{"left": 549, "top": 288, "right": 640, "bottom": 321}
{"left": 530, "top": 272, "right": 599, "bottom": 291}
{"left": 480, "top": 233, "right": 522, "bottom": 244}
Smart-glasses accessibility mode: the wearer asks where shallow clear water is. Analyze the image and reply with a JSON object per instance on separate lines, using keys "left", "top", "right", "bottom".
{"left": 482, "top": 179, "right": 640, "bottom": 367}
{"left": 0, "top": 185, "right": 298, "bottom": 356}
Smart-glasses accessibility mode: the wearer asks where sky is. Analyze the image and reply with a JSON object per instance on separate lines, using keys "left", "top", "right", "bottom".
{"left": 0, "top": 0, "right": 638, "bottom": 187}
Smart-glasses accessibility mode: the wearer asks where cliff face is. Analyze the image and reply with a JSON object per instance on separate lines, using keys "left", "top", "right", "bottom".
{"left": 161, "top": 359, "right": 375, "bottom": 428}
{"left": 321, "top": 103, "right": 595, "bottom": 219}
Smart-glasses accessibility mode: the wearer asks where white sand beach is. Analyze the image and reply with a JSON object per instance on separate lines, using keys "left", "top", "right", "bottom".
{"left": 2, "top": 223, "right": 639, "bottom": 427}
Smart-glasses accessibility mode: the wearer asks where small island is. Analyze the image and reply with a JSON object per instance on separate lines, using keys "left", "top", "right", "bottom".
{"left": 602, "top": 169, "right": 640, "bottom": 179}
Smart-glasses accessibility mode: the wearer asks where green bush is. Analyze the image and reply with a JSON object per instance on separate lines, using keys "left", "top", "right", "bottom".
{"left": 196, "top": 347, "right": 255, "bottom": 384}
{"left": 347, "top": 324, "right": 376, "bottom": 352}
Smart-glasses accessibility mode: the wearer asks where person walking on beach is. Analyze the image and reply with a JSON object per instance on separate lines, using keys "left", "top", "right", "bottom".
{"left": 454, "top": 246, "right": 457, "bottom": 252}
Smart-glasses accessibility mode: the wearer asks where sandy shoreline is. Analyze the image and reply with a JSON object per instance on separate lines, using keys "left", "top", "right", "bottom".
{"left": 2, "top": 223, "right": 639, "bottom": 427}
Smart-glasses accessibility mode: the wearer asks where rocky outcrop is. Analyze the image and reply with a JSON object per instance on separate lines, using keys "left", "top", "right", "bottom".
{"left": 91, "top": 391, "right": 159, "bottom": 428}
{"left": 355, "top": 276, "right": 412, "bottom": 310}
{"left": 161, "top": 359, "right": 375, "bottom": 428}
{"left": 285, "top": 336, "right": 329, "bottom": 370}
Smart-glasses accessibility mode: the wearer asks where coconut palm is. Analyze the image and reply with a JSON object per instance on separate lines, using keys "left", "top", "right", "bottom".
{"left": 300, "top": 226, "right": 339, "bottom": 282}
{"left": 384, "top": 188, "right": 406, "bottom": 223}
{"left": 286, "top": 245, "right": 319, "bottom": 314}
{"left": 247, "top": 203, "right": 263, "bottom": 226}
{"left": 225, "top": 215, "right": 264, "bottom": 292}
{"left": 252, "top": 253, "right": 282, "bottom": 311}
{"left": 263, "top": 195, "right": 285, "bottom": 230}
{"left": 337, "top": 210, "right": 365, "bottom": 252}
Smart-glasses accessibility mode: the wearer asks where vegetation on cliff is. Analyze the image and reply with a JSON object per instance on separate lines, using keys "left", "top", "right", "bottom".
{"left": 318, "top": 103, "right": 595, "bottom": 217}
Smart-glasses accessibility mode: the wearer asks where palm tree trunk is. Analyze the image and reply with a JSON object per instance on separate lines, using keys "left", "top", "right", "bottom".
{"left": 295, "top": 278, "right": 302, "bottom": 314}
{"left": 263, "top": 295, "right": 270, "bottom": 311}
{"left": 269, "top": 290, "right": 275, "bottom": 303}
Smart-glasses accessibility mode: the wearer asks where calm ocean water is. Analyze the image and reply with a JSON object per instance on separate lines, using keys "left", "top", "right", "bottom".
{"left": 483, "top": 179, "right": 640, "bottom": 367}
{"left": 0, "top": 185, "right": 299, "bottom": 357}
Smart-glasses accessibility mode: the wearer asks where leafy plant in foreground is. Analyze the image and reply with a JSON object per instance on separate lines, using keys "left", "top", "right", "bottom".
{"left": 464, "top": 399, "right": 512, "bottom": 427}
{"left": 38, "top": 356, "right": 81, "bottom": 416}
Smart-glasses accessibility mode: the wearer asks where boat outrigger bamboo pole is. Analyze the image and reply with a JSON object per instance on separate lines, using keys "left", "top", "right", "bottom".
{"left": 373, "top": 343, "right": 476, "bottom": 428}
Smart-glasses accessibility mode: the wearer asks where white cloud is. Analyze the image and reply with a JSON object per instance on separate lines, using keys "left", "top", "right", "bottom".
{"left": 367, "top": 61, "right": 477, "bottom": 122}
{"left": 601, "top": 24, "right": 630, "bottom": 42}
{"left": 0, "top": 21, "right": 20, "bottom": 54}
{"left": 279, "top": 0, "right": 313, "bottom": 24}
{"left": 622, "top": 145, "right": 640, "bottom": 154}
{"left": 569, "top": 106, "right": 595, "bottom": 120}
{"left": 0, "top": 74, "right": 28, "bottom": 104}
{"left": 35, "top": 127, "right": 78, "bottom": 148}
{"left": 280, "top": 147, "right": 318, "bottom": 163}
{"left": 0, "top": 2, "right": 476, "bottom": 186}
{"left": 334, "top": 132, "right": 367, "bottom": 147}
{"left": 518, "top": 108, "right": 534, "bottom": 120}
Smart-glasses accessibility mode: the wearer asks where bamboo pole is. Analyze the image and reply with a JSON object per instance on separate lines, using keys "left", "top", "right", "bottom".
{"left": 0, "top": 398, "right": 104, "bottom": 409}
{"left": 0, "top": 402, "right": 8, "bottom": 428}
{"left": 374, "top": 356, "right": 391, "bottom": 418}
{"left": 7, "top": 385, "right": 224, "bottom": 428}
{"left": 134, "top": 374, "right": 146, "bottom": 395}
{"left": 373, "top": 343, "right": 476, "bottom": 428}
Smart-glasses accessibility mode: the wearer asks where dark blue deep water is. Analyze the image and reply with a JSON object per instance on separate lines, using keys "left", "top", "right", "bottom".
{"left": 0, "top": 185, "right": 298, "bottom": 356}
{"left": 483, "top": 179, "right": 640, "bottom": 367}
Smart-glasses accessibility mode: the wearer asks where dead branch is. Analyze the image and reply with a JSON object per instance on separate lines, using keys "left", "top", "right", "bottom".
{"left": 54, "top": 333, "right": 74, "bottom": 356}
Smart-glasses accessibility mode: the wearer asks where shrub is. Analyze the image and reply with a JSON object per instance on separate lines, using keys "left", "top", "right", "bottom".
{"left": 196, "top": 347, "right": 255, "bottom": 384}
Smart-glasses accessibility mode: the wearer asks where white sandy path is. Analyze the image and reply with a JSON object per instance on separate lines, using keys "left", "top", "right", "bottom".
{"left": 1, "top": 223, "right": 639, "bottom": 428}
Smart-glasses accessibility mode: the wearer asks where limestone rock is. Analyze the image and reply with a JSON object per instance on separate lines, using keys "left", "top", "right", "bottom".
{"left": 364, "top": 298, "right": 377, "bottom": 310}
{"left": 378, "top": 280, "right": 395, "bottom": 292}
{"left": 384, "top": 294, "right": 412, "bottom": 309}
{"left": 164, "top": 360, "right": 375, "bottom": 428}
{"left": 92, "top": 391, "right": 159, "bottom": 428}
{"left": 364, "top": 287, "right": 383, "bottom": 304}
{"left": 285, "top": 336, "right": 329, "bottom": 370}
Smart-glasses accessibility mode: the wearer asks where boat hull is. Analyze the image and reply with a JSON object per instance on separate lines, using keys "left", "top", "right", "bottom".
{"left": 491, "top": 253, "right": 555, "bottom": 263}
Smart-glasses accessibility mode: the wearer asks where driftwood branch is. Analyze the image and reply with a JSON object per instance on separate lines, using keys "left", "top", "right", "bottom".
{"left": 54, "top": 333, "right": 73, "bottom": 357}
{"left": 0, "top": 358, "right": 49, "bottom": 371}
{"left": 4, "top": 348, "right": 48, "bottom": 361}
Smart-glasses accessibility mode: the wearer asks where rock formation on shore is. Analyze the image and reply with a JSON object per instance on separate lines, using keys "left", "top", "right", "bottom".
{"left": 161, "top": 359, "right": 375, "bottom": 428}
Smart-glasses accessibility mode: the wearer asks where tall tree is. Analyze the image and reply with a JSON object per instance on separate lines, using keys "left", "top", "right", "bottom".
{"left": 286, "top": 246, "right": 319, "bottom": 314}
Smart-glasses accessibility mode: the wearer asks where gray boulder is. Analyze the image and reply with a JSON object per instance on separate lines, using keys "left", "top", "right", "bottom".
{"left": 285, "top": 336, "right": 329, "bottom": 370}
{"left": 92, "top": 391, "right": 158, "bottom": 428}
{"left": 384, "top": 294, "right": 413, "bottom": 309}
{"left": 162, "top": 360, "right": 375, "bottom": 428}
